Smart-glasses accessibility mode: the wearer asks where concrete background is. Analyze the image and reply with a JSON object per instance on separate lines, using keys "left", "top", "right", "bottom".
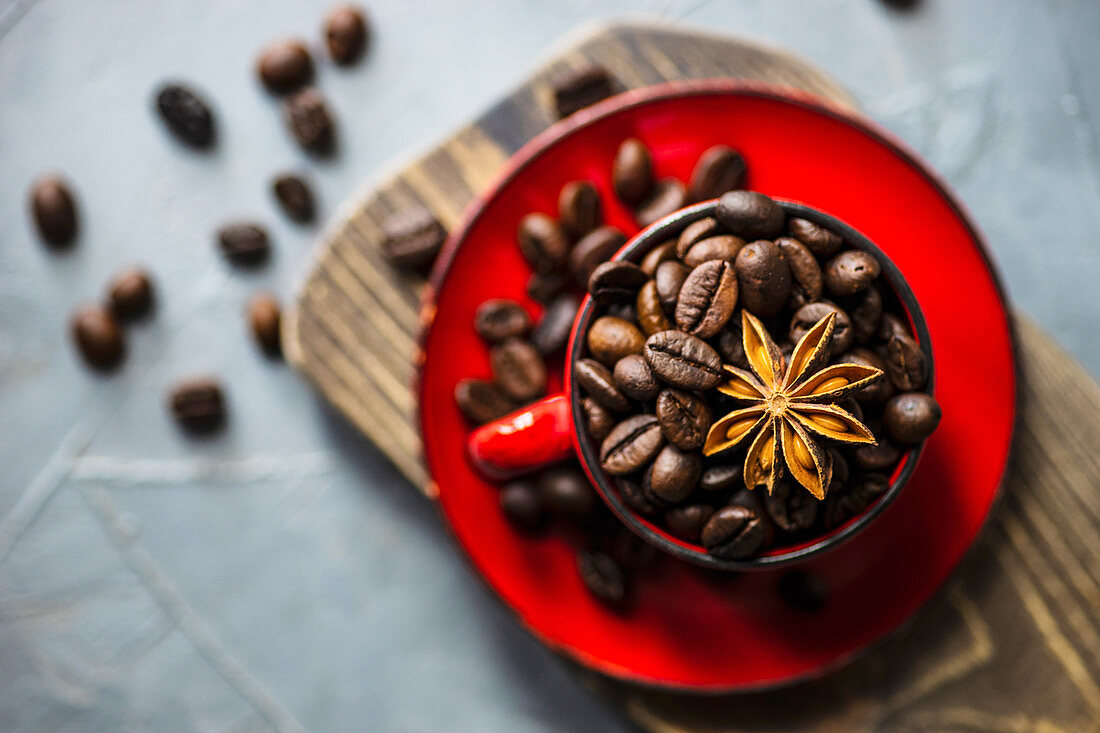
{"left": 1, "top": 0, "right": 1097, "bottom": 730}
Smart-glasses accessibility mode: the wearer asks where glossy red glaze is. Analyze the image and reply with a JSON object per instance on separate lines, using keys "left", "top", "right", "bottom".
{"left": 417, "top": 81, "right": 1016, "bottom": 691}
{"left": 467, "top": 394, "right": 573, "bottom": 480}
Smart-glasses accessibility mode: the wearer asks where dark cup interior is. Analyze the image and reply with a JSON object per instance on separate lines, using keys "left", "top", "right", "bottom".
{"left": 567, "top": 200, "right": 935, "bottom": 570}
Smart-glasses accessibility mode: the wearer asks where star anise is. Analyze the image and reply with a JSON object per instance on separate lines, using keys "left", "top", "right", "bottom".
{"left": 703, "top": 310, "right": 884, "bottom": 500}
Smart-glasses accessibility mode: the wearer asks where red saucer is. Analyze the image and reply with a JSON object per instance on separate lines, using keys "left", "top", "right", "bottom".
{"left": 417, "top": 80, "right": 1016, "bottom": 691}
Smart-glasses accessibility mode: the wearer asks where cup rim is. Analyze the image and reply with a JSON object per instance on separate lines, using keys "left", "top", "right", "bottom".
{"left": 565, "top": 199, "right": 935, "bottom": 570}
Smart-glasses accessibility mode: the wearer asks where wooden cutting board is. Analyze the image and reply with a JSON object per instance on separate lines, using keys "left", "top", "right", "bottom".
{"left": 284, "top": 21, "right": 1100, "bottom": 732}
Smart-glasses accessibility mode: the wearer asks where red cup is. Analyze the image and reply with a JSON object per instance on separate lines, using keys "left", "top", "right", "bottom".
{"left": 467, "top": 199, "right": 934, "bottom": 570}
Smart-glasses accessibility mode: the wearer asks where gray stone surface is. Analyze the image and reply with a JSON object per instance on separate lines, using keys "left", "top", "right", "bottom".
{"left": 0, "top": 0, "right": 1097, "bottom": 730}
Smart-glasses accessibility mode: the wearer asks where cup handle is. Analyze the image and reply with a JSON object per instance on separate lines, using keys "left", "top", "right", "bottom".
{"left": 466, "top": 394, "right": 575, "bottom": 480}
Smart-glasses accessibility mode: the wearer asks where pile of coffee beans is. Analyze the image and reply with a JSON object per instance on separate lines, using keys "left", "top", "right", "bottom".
{"left": 577, "top": 190, "right": 941, "bottom": 560}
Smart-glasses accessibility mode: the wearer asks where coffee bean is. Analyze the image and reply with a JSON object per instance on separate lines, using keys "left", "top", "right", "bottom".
{"left": 825, "top": 250, "right": 881, "bottom": 296}
{"left": 71, "top": 304, "right": 124, "bottom": 370}
{"left": 715, "top": 191, "right": 784, "bottom": 240}
{"left": 700, "top": 464, "right": 741, "bottom": 492}
{"left": 701, "top": 504, "right": 769, "bottom": 559}
{"left": 107, "top": 267, "right": 154, "bottom": 321}
{"left": 526, "top": 272, "right": 568, "bottom": 304}
{"left": 633, "top": 178, "right": 687, "bottom": 229}
{"left": 655, "top": 260, "right": 690, "bottom": 314}
{"left": 324, "top": 5, "right": 370, "bottom": 64}
{"left": 644, "top": 330, "right": 723, "bottom": 390}
{"left": 841, "top": 348, "right": 894, "bottom": 402}
{"left": 455, "top": 378, "right": 516, "bottom": 425}
{"left": 558, "top": 180, "right": 602, "bottom": 239}
{"left": 683, "top": 235, "right": 746, "bottom": 267}
{"left": 531, "top": 294, "right": 579, "bottom": 355}
{"left": 853, "top": 439, "right": 902, "bottom": 471}
{"left": 648, "top": 444, "right": 702, "bottom": 504}
{"left": 735, "top": 239, "right": 791, "bottom": 317}
{"left": 490, "top": 339, "right": 546, "bottom": 403}
{"left": 689, "top": 145, "right": 747, "bottom": 202}
{"left": 676, "top": 217, "right": 721, "bottom": 259}
{"left": 612, "top": 138, "right": 654, "bottom": 204}
{"left": 712, "top": 321, "right": 749, "bottom": 369}
{"left": 885, "top": 334, "right": 928, "bottom": 391}
{"left": 884, "top": 392, "right": 941, "bottom": 444}
{"left": 778, "top": 570, "right": 828, "bottom": 612}
{"left": 29, "top": 175, "right": 78, "bottom": 246}
{"left": 618, "top": 478, "right": 661, "bottom": 517}
{"left": 788, "top": 217, "right": 843, "bottom": 257}
{"left": 635, "top": 241, "right": 672, "bottom": 278}
{"left": 284, "top": 87, "right": 335, "bottom": 154}
{"left": 830, "top": 448, "right": 850, "bottom": 485}
{"left": 169, "top": 377, "right": 226, "bottom": 433}
{"left": 474, "top": 299, "right": 531, "bottom": 343}
{"left": 155, "top": 83, "right": 215, "bottom": 147}
{"left": 850, "top": 285, "right": 884, "bottom": 343}
{"left": 824, "top": 475, "right": 888, "bottom": 529}
{"left": 655, "top": 388, "right": 711, "bottom": 450}
{"left": 538, "top": 466, "right": 598, "bottom": 521}
{"left": 552, "top": 64, "right": 613, "bottom": 118}
{"left": 574, "top": 357, "right": 631, "bottom": 412}
{"left": 879, "top": 312, "right": 910, "bottom": 343}
{"left": 776, "top": 236, "right": 823, "bottom": 304}
{"left": 517, "top": 213, "right": 568, "bottom": 274}
{"left": 576, "top": 550, "right": 627, "bottom": 607}
{"left": 635, "top": 280, "right": 671, "bottom": 336}
{"left": 665, "top": 504, "right": 716, "bottom": 543}
{"left": 257, "top": 39, "right": 313, "bottom": 92}
{"left": 217, "top": 223, "right": 270, "bottom": 266}
{"left": 765, "top": 481, "right": 818, "bottom": 532}
{"left": 600, "top": 415, "right": 663, "bottom": 476}
{"left": 569, "top": 226, "right": 626, "bottom": 285}
{"left": 586, "top": 315, "right": 644, "bottom": 366}
{"left": 272, "top": 174, "right": 315, "bottom": 222}
{"left": 500, "top": 481, "right": 547, "bottom": 533}
{"left": 791, "top": 302, "right": 852, "bottom": 355}
{"left": 613, "top": 354, "right": 659, "bottom": 401}
{"left": 583, "top": 397, "right": 614, "bottom": 441}
{"left": 248, "top": 293, "right": 282, "bottom": 356}
{"left": 675, "top": 260, "right": 738, "bottom": 338}
{"left": 588, "top": 261, "right": 647, "bottom": 305}
{"left": 381, "top": 207, "right": 446, "bottom": 269}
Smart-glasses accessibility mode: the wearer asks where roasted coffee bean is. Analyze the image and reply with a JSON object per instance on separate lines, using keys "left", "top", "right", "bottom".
{"left": 552, "top": 64, "right": 613, "bottom": 118}
{"left": 776, "top": 236, "right": 823, "bottom": 304}
{"left": 217, "top": 223, "right": 270, "bottom": 266}
{"left": 612, "top": 138, "right": 654, "bottom": 204}
{"left": 583, "top": 397, "right": 614, "bottom": 441}
{"left": 608, "top": 526, "right": 659, "bottom": 570}
{"left": 517, "top": 213, "right": 568, "bottom": 274}
{"left": 618, "top": 478, "right": 661, "bottom": 517}
{"left": 676, "top": 217, "right": 721, "bottom": 259}
{"left": 526, "top": 271, "right": 568, "bottom": 304}
{"left": 576, "top": 550, "right": 627, "bottom": 607}
{"left": 850, "top": 285, "right": 884, "bottom": 343}
{"left": 666, "top": 504, "right": 716, "bottom": 543}
{"left": 854, "top": 439, "right": 902, "bottom": 471}
{"left": 701, "top": 504, "right": 769, "bottom": 559}
{"left": 558, "top": 180, "right": 602, "bottom": 239}
{"left": 586, "top": 315, "right": 644, "bottom": 366}
{"left": 600, "top": 415, "right": 663, "bottom": 475}
{"left": 790, "top": 302, "right": 852, "bottom": 355}
{"left": 248, "top": 293, "right": 282, "bottom": 356}
{"left": 655, "top": 388, "right": 711, "bottom": 450}
{"left": 825, "top": 250, "right": 881, "bottom": 296}
{"left": 675, "top": 260, "right": 738, "bottom": 338}
{"left": 644, "top": 330, "right": 723, "bottom": 390}
{"left": 29, "top": 175, "right": 78, "bottom": 246}
{"left": 884, "top": 392, "right": 941, "bottom": 444}
{"left": 155, "top": 83, "right": 215, "bottom": 147}
{"left": 107, "top": 267, "right": 154, "bottom": 321}
{"left": 830, "top": 448, "right": 850, "bottom": 485}
{"left": 634, "top": 178, "right": 687, "bottom": 228}
{"left": 500, "top": 481, "right": 547, "bottom": 533}
{"left": 539, "top": 466, "right": 598, "bottom": 521}
{"left": 169, "top": 377, "right": 226, "bottom": 433}
{"left": 689, "top": 145, "right": 747, "bottom": 203}
{"left": 381, "top": 207, "right": 446, "bottom": 269}
{"left": 454, "top": 378, "right": 516, "bottom": 425}
{"left": 765, "top": 481, "right": 818, "bottom": 532}
{"left": 655, "top": 260, "right": 690, "bottom": 314}
{"left": 683, "top": 235, "right": 746, "bottom": 268}
{"left": 71, "top": 304, "right": 124, "bottom": 370}
{"left": 324, "top": 5, "right": 370, "bottom": 64}
{"left": 885, "top": 334, "right": 928, "bottom": 391}
{"left": 715, "top": 191, "right": 784, "bottom": 240}
{"left": 588, "top": 261, "right": 647, "bottom": 304}
{"left": 531, "top": 294, "right": 579, "bottom": 355}
{"left": 272, "top": 174, "right": 315, "bottom": 222}
{"left": 700, "top": 464, "right": 742, "bottom": 492}
{"left": 490, "top": 338, "right": 546, "bottom": 402}
{"left": 574, "top": 358, "right": 631, "bottom": 412}
{"left": 841, "top": 348, "right": 894, "bottom": 402}
{"left": 879, "top": 312, "right": 910, "bottom": 343}
{"left": 788, "top": 217, "right": 843, "bottom": 257}
{"left": 648, "top": 444, "right": 702, "bottom": 504}
{"left": 824, "top": 474, "right": 888, "bottom": 529}
{"left": 735, "top": 239, "right": 791, "bottom": 317}
{"left": 778, "top": 570, "right": 828, "bottom": 612}
{"left": 712, "top": 322, "right": 748, "bottom": 369}
{"left": 474, "top": 299, "right": 531, "bottom": 343}
{"left": 284, "top": 87, "right": 335, "bottom": 153}
{"left": 569, "top": 226, "right": 626, "bottom": 285}
{"left": 639, "top": 239, "right": 676, "bottom": 276}
{"left": 613, "top": 354, "right": 659, "bottom": 401}
{"left": 257, "top": 39, "right": 313, "bottom": 92}
{"left": 635, "top": 280, "right": 671, "bottom": 336}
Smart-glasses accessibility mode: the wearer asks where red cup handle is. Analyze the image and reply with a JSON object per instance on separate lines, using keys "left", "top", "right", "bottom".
{"left": 466, "top": 394, "right": 574, "bottom": 480}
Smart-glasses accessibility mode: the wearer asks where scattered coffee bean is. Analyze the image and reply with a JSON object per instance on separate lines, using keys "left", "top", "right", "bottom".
{"left": 788, "top": 217, "right": 843, "bottom": 258}
{"left": 634, "top": 178, "right": 687, "bottom": 228}
{"left": 682, "top": 235, "right": 745, "bottom": 268}
{"left": 600, "top": 415, "right": 663, "bottom": 475}
{"left": 647, "top": 444, "right": 702, "bottom": 504}
{"left": 854, "top": 439, "right": 902, "bottom": 471}
{"left": 490, "top": 338, "right": 546, "bottom": 402}
{"left": 676, "top": 217, "right": 721, "bottom": 259}
{"left": 824, "top": 250, "right": 881, "bottom": 296}
{"left": 639, "top": 239, "right": 676, "bottom": 276}
{"left": 583, "top": 397, "right": 614, "bottom": 442}
{"left": 613, "top": 354, "right": 659, "bottom": 401}
{"left": 689, "top": 145, "right": 747, "bottom": 203}
{"left": 107, "top": 267, "right": 154, "bottom": 321}
{"left": 635, "top": 280, "right": 671, "bottom": 336}
{"left": 455, "top": 378, "right": 517, "bottom": 425}
{"left": 217, "top": 223, "right": 270, "bottom": 266}
{"left": 675, "top": 260, "right": 738, "bottom": 338}
{"left": 715, "top": 191, "right": 784, "bottom": 240}
{"left": 884, "top": 392, "right": 941, "bottom": 444}
{"left": 574, "top": 358, "right": 631, "bottom": 412}
{"left": 257, "top": 39, "right": 313, "bottom": 92}
{"left": 517, "top": 213, "right": 568, "bottom": 274}
{"left": 885, "top": 334, "right": 928, "bottom": 391}
{"left": 29, "top": 175, "right": 78, "bottom": 246}
{"left": 576, "top": 550, "right": 627, "bottom": 607}
{"left": 666, "top": 504, "right": 716, "bottom": 543}
{"left": 272, "top": 174, "right": 315, "bottom": 222}
{"left": 169, "top": 377, "right": 226, "bottom": 433}
{"left": 558, "top": 180, "right": 602, "bottom": 239}
{"left": 765, "top": 481, "right": 818, "bottom": 531}
{"left": 776, "top": 236, "right": 823, "bottom": 304}
{"left": 735, "top": 239, "right": 791, "bottom": 317}
{"left": 842, "top": 348, "right": 894, "bottom": 402}
{"left": 700, "top": 464, "right": 741, "bottom": 492}
{"left": 324, "top": 5, "right": 370, "bottom": 64}
{"left": 552, "top": 64, "right": 613, "bottom": 118}
{"left": 248, "top": 293, "right": 282, "bottom": 356}
{"left": 284, "top": 87, "right": 335, "bottom": 153}
{"left": 538, "top": 466, "right": 597, "bottom": 522}
{"left": 778, "top": 570, "right": 828, "bottom": 612}
{"left": 643, "top": 330, "right": 723, "bottom": 390}
{"left": 569, "top": 226, "right": 626, "bottom": 285}
{"left": 655, "top": 388, "right": 711, "bottom": 450}
{"left": 588, "top": 261, "right": 647, "bottom": 305}
{"left": 526, "top": 271, "right": 568, "bottom": 304}
{"left": 531, "top": 294, "right": 579, "bottom": 355}
{"left": 155, "top": 83, "right": 215, "bottom": 147}
{"left": 791, "top": 302, "right": 852, "bottom": 355}
{"left": 586, "top": 315, "right": 644, "bottom": 366}
{"left": 612, "top": 138, "right": 654, "bottom": 204}
{"left": 500, "top": 481, "right": 547, "bottom": 533}
{"left": 381, "top": 207, "right": 446, "bottom": 269}
{"left": 701, "top": 504, "right": 769, "bottom": 559}
{"left": 71, "top": 304, "right": 124, "bottom": 370}
{"left": 474, "top": 299, "right": 531, "bottom": 343}
{"left": 655, "top": 260, "right": 691, "bottom": 314}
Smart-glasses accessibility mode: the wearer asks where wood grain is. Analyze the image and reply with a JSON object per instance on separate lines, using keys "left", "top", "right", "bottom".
{"left": 285, "top": 21, "right": 1100, "bottom": 732}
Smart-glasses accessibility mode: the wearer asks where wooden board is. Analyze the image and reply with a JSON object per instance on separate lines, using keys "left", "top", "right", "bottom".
{"left": 285, "top": 21, "right": 1100, "bottom": 732}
